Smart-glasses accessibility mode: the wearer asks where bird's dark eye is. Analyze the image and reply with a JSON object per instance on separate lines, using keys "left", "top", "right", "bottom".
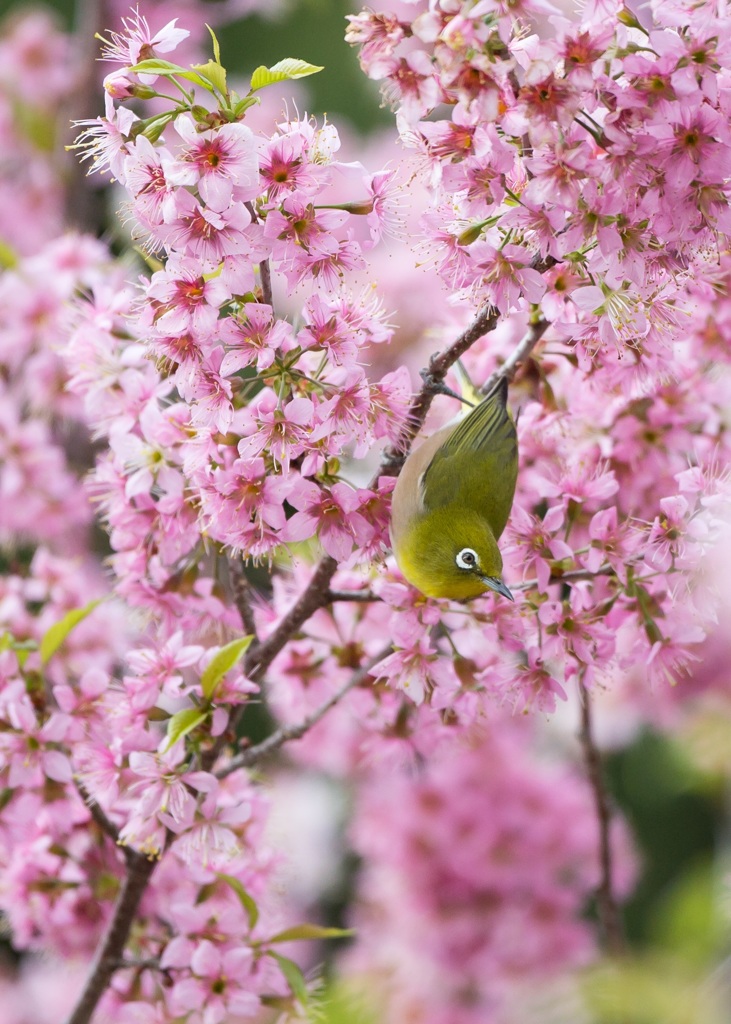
{"left": 456, "top": 547, "right": 479, "bottom": 570}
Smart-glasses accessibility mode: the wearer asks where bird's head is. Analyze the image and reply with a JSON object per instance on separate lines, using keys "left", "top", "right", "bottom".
{"left": 394, "top": 509, "right": 514, "bottom": 602}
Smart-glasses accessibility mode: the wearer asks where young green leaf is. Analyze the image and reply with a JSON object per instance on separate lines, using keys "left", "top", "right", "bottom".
{"left": 192, "top": 60, "right": 227, "bottom": 96}
{"left": 128, "top": 58, "right": 188, "bottom": 76}
{"left": 232, "top": 95, "right": 260, "bottom": 118}
{"left": 162, "top": 707, "right": 209, "bottom": 753}
{"left": 216, "top": 873, "right": 259, "bottom": 930}
{"left": 267, "top": 951, "right": 309, "bottom": 1006}
{"left": 205, "top": 24, "right": 222, "bottom": 65}
{"left": 250, "top": 59, "right": 324, "bottom": 93}
{"left": 138, "top": 111, "right": 177, "bottom": 144}
{"left": 267, "top": 924, "right": 355, "bottom": 944}
{"left": 127, "top": 58, "right": 213, "bottom": 91}
{"left": 200, "top": 635, "right": 253, "bottom": 700}
{"left": 40, "top": 599, "right": 103, "bottom": 665}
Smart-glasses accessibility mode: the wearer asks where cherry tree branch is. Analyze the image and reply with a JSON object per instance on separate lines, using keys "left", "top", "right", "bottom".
{"left": 64, "top": 852, "right": 157, "bottom": 1024}
{"left": 480, "top": 315, "right": 551, "bottom": 396}
{"left": 243, "top": 555, "right": 338, "bottom": 682}
{"left": 220, "top": 302, "right": 554, "bottom": 756}
{"left": 381, "top": 302, "right": 551, "bottom": 478}
{"left": 578, "top": 680, "right": 625, "bottom": 956}
{"left": 221, "top": 299, "right": 533, "bottom": 753}
{"left": 380, "top": 303, "right": 500, "bottom": 477}
{"left": 259, "top": 257, "right": 273, "bottom": 308}
{"left": 74, "top": 778, "right": 123, "bottom": 850}
{"left": 230, "top": 554, "right": 259, "bottom": 642}
{"left": 326, "top": 564, "right": 620, "bottom": 604}
{"left": 245, "top": 202, "right": 273, "bottom": 308}
{"left": 69, "top": 286, "right": 558, "bottom": 1024}
{"left": 217, "top": 646, "right": 392, "bottom": 778}
{"left": 326, "top": 588, "right": 380, "bottom": 602}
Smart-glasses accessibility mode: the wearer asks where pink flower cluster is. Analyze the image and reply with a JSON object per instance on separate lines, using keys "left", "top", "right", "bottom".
{"left": 2, "top": 2, "right": 731, "bottom": 1022}
{"left": 67, "top": 13, "right": 412, "bottom": 633}
{"left": 348, "top": 723, "right": 635, "bottom": 1024}
{"left": 0, "top": 547, "right": 306, "bottom": 1020}
{"left": 0, "top": 10, "right": 71, "bottom": 255}
{"left": 0, "top": 236, "right": 117, "bottom": 550}
{"left": 348, "top": 0, "right": 731, "bottom": 367}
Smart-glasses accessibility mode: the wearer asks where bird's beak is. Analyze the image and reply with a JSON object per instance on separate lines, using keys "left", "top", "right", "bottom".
{"left": 481, "top": 576, "right": 514, "bottom": 602}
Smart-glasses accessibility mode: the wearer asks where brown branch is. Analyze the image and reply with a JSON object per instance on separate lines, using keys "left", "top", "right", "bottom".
{"left": 218, "top": 300, "right": 523, "bottom": 755}
{"left": 245, "top": 202, "right": 273, "bottom": 308}
{"left": 230, "top": 555, "right": 259, "bottom": 641}
{"left": 513, "top": 563, "right": 617, "bottom": 592}
{"left": 380, "top": 303, "right": 500, "bottom": 477}
{"left": 64, "top": 852, "right": 157, "bottom": 1024}
{"left": 243, "top": 555, "right": 338, "bottom": 682}
{"left": 480, "top": 316, "right": 550, "bottom": 395}
{"left": 219, "top": 301, "right": 553, "bottom": 762}
{"left": 74, "top": 778, "right": 124, "bottom": 851}
{"left": 217, "top": 645, "right": 392, "bottom": 777}
{"left": 259, "top": 257, "right": 273, "bottom": 308}
{"left": 578, "top": 680, "right": 625, "bottom": 956}
{"left": 201, "top": 555, "right": 340, "bottom": 772}
{"left": 62, "top": 0, "right": 108, "bottom": 234}
{"left": 325, "top": 588, "right": 380, "bottom": 603}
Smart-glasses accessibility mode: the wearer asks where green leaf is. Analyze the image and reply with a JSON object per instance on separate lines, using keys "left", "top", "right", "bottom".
{"left": 250, "top": 58, "right": 324, "bottom": 92}
{"left": 162, "top": 707, "right": 209, "bottom": 753}
{"left": 40, "top": 599, "right": 102, "bottom": 665}
{"left": 129, "top": 111, "right": 177, "bottom": 143}
{"left": 216, "top": 873, "right": 259, "bottom": 930}
{"left": 128, "top": 58, "right": 212, "bottom": 91}
{"left": 191, "top": 60, "right": 227, "bottom": 95}
{"left": 200, "top": 635, "right": 253, "bottom": 700}
{"left": 0, "top": 239, "right": 18, "bottom": 269}
{"left": 129, "top": 57, "right": 189, "bottom": 76}
{"left": 13, "top": 100, "right": 55, "bottom": 152}
{"left": 233, "top": 95, "right": 260, "bottom": 118}
{"left": 268, "top": 924, "right": 355, "bottom": 944}
{"left": 268, "top": 951, "right": 309, "bottom": 1006}
{"left": 206, "top": 24, "right": 222, "bottom": 65}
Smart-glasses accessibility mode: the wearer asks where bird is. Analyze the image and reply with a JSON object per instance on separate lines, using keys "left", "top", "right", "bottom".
{"left": 389, "top": 377, "right": 517, "bottom": 601}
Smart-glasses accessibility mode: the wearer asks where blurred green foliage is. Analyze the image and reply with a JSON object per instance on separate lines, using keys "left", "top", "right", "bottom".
{"left": 607, "top": 731, "right": 721, "bottom": 946}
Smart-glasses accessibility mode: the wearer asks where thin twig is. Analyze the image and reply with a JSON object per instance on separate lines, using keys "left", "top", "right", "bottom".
{"left": 327, "top": 565, "right": 616, "bottom": 604}
{"left": 259, "top": 257, "right": 273, "bottom": 308}
{"left": 64, "top": 853, "right": 157, "bottom": 1024}
{"left": 230, "top": 555, "right": 259, "bottom": 641}
{"left": 380, "top": 304, "right": 501, "bottom": 477}
{"left": 201, "top": 556, "right": 340, "bottom": 771}
{"left": 480, "top": 316, "right": 550, "bottom": 395}
{"left": 62, "top": 0, "right": 106, "bottom": 233}
{"left": 325, "top": 588, "right": 380, "bottom": 603}
{"left": 578, "top": 680, "right": 625, "bottom": 956}
{"left": 245, "top": 201, "right": 273, "bottom": 307}
{"left": 512, "top": 564, "right": 617, "bottom": 592}
{"left": 243, "top": 555, "right": 338, "bottom": 682}
{"left": 217, "top": 646, "right": 392, "bottom": 777}
{"left": 110, "top": 957, "right": 161, "bottom": 971}
{"left": 74, "top": 778, "right": 124, "bottom": 851}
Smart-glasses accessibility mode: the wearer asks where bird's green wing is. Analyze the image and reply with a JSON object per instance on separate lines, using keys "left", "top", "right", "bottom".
{"left": 420, "top": 378, "right": 518, "bottom": 539}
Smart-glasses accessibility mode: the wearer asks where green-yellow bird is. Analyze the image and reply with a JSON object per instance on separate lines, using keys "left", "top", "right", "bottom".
{"left": 389, "top": 377, "right": 517, "bottom": 602}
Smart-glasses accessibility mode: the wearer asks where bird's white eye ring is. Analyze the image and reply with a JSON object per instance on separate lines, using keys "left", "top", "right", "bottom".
{"left": 456, "top": 547, "right": 479, "bottom": 570}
